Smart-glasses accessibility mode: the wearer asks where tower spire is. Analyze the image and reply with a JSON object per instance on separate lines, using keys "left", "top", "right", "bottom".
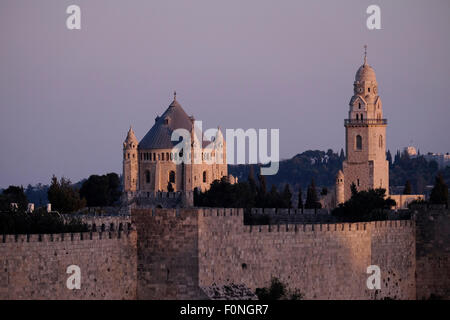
{"left": 363, "top": 45, "right": 368, "bottom": 65}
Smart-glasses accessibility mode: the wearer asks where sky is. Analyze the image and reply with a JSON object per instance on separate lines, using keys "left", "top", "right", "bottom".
{"left": 1, "top": 0, "right": 449, "bottom": 187}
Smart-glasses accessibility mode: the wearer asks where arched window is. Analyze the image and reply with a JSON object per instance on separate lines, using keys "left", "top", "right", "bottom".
{"left": 358, "top": 102, "right": 361, "bottom": 109}
{"left": 356, "top": 114, "right": 359, "bottom": 120}
{"left": 360, "top": 113, "right": 364, "bottom": 120}
{"left": 356, "top": 135, "right": 362, "bottom": 150}
{"left": 379, "top": 135, "right": 383, "bottom": 148}
{"left": 169, "top": 171, "right": 175, "bottom": 184}
{"left": 145, "top": 170, "right": 151, "bottom": 184}
{"left": 203, "top": 171, "right": 207, "bottom": 183}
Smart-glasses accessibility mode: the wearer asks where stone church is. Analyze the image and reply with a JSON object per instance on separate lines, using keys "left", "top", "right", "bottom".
{"left": 335, "top": 47, "right": 389, "bottom": 204}
{"left": 122, "top": 93, "right": 230, "bottom": 203}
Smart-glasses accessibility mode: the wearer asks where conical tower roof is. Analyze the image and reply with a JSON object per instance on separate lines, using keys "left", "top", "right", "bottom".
{"left": 139, "top": 93, "right": 193, "bottom": 150}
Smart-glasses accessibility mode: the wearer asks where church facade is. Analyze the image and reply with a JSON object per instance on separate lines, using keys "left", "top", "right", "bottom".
{"left": 335, "top": 49, "right": 389, "bottom": 204}
{"left": 122, "top": 93, "right": 230, "bottom": 201}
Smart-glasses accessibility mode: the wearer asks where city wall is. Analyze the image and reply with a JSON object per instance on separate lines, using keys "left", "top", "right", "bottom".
{"left": 0, "top": 230, "right": 137, "bottom": 300}
{"left": 415, "top": 207, "right": 450, "bottom": 299}
{"left": 0, "top": 207, "right": 448, "bottom": 300}
{"left": 132, "top": 208, "right": 417, "bottom": 300}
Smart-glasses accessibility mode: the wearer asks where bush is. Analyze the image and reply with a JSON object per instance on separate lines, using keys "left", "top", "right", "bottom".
{"left": 0, "top": 207, "right": 88, "bottom": 234}
{"left": 255, "top": 277, "right": 303, "bottom": 300}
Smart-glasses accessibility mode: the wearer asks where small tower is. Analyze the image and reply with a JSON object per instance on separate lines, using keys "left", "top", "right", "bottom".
{"left": 123, "top": 126, "right": 138, "bottom": 193}
{"left": 335, "top": 170, "right": 345, "bottom": 206}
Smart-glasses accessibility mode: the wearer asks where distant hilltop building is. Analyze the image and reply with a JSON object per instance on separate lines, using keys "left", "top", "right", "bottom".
{"left": 423, "top": 152, "right": 450, "bottom": 169}
{"left": 404, "top": 146, "right": 418, "bottom": 157}
{"left": 123, "top": 92, "right": 233, "bottom": 207}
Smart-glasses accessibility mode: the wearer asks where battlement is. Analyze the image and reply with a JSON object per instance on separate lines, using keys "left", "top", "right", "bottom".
{"left": 0, "top": 230, "right": 135, "bottom": 244}
{"left": 241, "top": 218, "right": 414, "bottom": 234}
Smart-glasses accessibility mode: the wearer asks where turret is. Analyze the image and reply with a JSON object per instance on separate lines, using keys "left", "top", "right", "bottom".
{"left": 123, "top": 126, "right": 138, "bottom": 192}
{"left": 335, "top": 170, "right": 345, "bottom": 205}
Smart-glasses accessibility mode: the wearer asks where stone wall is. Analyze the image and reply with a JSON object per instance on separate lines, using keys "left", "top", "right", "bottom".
{"left": 415, "top": 207, "right": 450, "bottom": 299}
{"left": 0, "top": 231, "right": 137, "bottom": 300}
{"left": 1, "top": 207, "right": 448, "bottom": 300}
{"left": 131, "top": 208, "right": 417, "bottom": 300}
{"left": 132, "top": 208, "right": 207, "bottom": 299}
{"left": 197, "top": 208, "right": 416, "bottom": 300}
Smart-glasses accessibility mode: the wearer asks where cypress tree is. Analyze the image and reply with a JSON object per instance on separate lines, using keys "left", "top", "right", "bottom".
{"left": 403, "top": 180, "right": 412, "bottom": 195}
{"left": 281, "top": 184, "right": 292, "bottom": 208}
{"left": 430, "top": 174, "right": 448, "bottom": 206}
{"left": 297, "top": 187, "right": 303, "bottom": 209}
{"left": 305, "top": 179, "right": 320, "bottom": 209}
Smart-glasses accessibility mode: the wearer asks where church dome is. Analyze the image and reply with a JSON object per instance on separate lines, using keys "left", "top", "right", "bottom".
{"left": 139, "top": 93, "right": 193, "bottom": 150}
{"left": 355, "top": 63, "right": 376, "bottom": 82}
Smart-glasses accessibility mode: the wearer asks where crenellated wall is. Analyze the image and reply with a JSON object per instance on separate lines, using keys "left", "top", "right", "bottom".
{"left": 1, "top": 207, "right": 448, "bottom": 300}
{"left": 197, "top": 208, "right": 416, "bottom": 300}
{"left": 0, "top": 231, "right": 137, "bottom": 300}
{"left": 131, "top": 208, "right": 418, "bottom": 300}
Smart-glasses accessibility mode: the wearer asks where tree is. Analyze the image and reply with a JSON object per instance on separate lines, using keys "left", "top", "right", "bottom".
{"left": 320, "top": 187, "right": 328, "bottom": 196}
{"left": 1, "top": 186, "right": 28, "bottom": 212}
{"left": 350, "top": 182, "right": 358, "bottom": 197}
{"left": 297, "top": 187, "right": 303, "bottom": 209}
{"left": 281, "top": 184, "right": 292, "bottom": 208}
{"left": 339, "top": 148, "right": 345, "bottom": 162}
{"left": 48, "top": 176, "right": 86, "bottom": 213}
{"left": 403, "top": 180, "right": 412, "bottom": 195}
{"left": 79, "top": 173, "right": 121, "bottom": 207}
{"left": 305, "top": 179, "right": 321, "bottom": 209}
{"left": 386, "top": 150, "right": 393, "bottom": 166}
{"left": 332, "top": 188, "right": 396, "bottom": 222}
{"left": 429, "top": 174, "right": 448, "bottom": 206}
{"left": 256, "top": 173, "right": 267, "bottom": 207}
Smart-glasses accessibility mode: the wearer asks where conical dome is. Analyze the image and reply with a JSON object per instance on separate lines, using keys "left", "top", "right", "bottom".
{"left": 124, "top": 126, "right": 138, "bottom": 148}
{"left": 139, "top": 94, "right": 193, "bottom": 150}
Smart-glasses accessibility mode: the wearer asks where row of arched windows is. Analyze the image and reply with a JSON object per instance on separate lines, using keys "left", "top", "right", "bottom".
{"left": 141, "top": 152, "right": 176, "bottom": 162}
{"left": 143, "top": 169, "right": 209, "bottom": 187}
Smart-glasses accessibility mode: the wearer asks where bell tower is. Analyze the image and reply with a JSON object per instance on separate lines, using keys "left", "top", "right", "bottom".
{"left": 338, "top": 46, "right": 389, "bottom": 203}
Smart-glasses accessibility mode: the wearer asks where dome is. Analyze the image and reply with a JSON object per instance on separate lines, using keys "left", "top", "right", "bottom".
{"left": 138, "top": 96, "right": 194, "bottom": 150}
{"left": 355, "top": 61, "right": 376, "bottom": 82}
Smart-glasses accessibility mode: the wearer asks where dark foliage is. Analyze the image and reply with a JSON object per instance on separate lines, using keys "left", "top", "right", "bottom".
{"left": 403, "top": 180, "right": 412, "bottom": 195}
{"left": 0, "top": 207, "right": 88, "bottom": 235}
{"left": 79, "top": 173, "right": 121, "bottom": 207}
{"left": 229, "top": 150, "right": 343, "bottom": 191}
{"left": 0, "top": 186, "right": 28, "bottom": 212}
{"left": 229, "top": 149, "right": 450, "bottom": 193}
{"left": 194, "top": 177, "right": 294, "bottom": 209}
{"left": 332, "top": 188, "right": 396, "bottom": 222}
{"left": 255, "top": 277, "right": 303, "bottom": 300}
{"left": 429, "top": 174, "right": 448, "bottom": 206}
{"left": 48, "top": 176, "right": 86, "bottom": 213}
{"left": 305, "top": 179, "right": 321, "bottom": 209}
